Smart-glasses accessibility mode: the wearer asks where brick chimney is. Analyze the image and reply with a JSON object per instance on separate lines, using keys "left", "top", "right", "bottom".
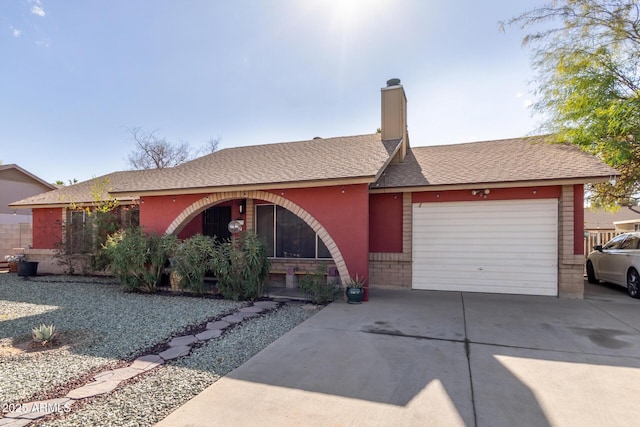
{"left": 381, "top": 78, "right": 409, "bottom": 163}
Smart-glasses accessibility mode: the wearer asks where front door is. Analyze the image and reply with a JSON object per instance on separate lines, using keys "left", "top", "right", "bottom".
{"left": 203, "top": 206, "right": 232, "bottom": 242}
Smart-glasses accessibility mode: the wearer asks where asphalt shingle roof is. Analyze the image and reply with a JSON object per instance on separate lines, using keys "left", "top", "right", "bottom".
{"left": 10, "top": 134, "right": 617, "bottom": 208}
{"left": 11, "top": 134, "right": 398, "bottom": 206}
{"left": 584, "top": 207, "right": 640, "bottom": 230}
{"left": 9, "top": 171, "right": 145, "bottom": 207}
{"left": 374, "top": 136, "right": 617, "bottom": 188}
{"left": 108, "top": 134, "right": 397, "bottom": 194}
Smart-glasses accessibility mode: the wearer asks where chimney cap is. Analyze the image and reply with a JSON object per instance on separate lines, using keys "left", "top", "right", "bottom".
{"left": 386, "top": 78, "right": 401, "bottom": 87}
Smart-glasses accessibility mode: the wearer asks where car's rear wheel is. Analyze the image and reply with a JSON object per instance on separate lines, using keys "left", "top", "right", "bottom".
{"left": 586, "top": 261, "right": 598, "bottom": 284}
{"left": 627, "top": 268, "right": 640, "bottom": 299}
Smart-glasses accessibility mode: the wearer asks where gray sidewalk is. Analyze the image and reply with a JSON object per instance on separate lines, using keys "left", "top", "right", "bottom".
{"left": 156, "top": 282, "right": 640, "bottom": 427}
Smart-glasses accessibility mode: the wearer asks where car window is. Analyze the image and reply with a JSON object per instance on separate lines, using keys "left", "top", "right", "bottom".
{"left": 620, "top": 236, "right": 640, "bottom": 250}
{"left": 603, "top": 234, "right": 628, "bottom": 250}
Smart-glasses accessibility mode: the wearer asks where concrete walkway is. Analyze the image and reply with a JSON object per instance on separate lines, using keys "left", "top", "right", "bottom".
{"left": 157, "top": 282, "right": 640, "bottom": 427}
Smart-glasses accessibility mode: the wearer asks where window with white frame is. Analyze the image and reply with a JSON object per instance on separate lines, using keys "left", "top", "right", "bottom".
{"left": 255, "top": 204, "right": 331, "bottom": 259}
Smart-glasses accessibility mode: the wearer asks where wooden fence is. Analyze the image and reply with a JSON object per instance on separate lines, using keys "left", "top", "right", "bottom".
{"left": 583, "top": 231, "right": 620, "bottom": 259}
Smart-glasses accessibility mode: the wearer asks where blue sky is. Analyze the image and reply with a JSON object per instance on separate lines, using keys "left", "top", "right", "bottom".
{"left": 2, "top": 0, "right": 545, "bottom": 183}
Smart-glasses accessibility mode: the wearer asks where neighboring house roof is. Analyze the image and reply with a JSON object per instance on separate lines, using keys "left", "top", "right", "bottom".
{"left": 9, "top": 171, "right": 143, "bottom": 208}
{"left": 373, "top": 136, "right": 617, "bottom": 189}
{"left": 0, "top": 164, "right": 57, "bottom": 190}
{"left": 584, "top": 207, "right": 640, "bottom": 230}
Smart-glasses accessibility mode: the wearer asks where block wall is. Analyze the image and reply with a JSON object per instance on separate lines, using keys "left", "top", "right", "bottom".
{"left": 0, "top": 222, "right": 32, "bottom": 259}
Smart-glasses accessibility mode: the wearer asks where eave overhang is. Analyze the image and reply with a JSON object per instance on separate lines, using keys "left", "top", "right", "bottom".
{"left": 368, "top": 175, "right": 615, "bottom": 194}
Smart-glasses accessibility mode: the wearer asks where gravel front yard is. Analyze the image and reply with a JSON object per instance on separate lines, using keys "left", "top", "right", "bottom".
{"left": 0, "top": 274, "right": 318, "bottom": 426}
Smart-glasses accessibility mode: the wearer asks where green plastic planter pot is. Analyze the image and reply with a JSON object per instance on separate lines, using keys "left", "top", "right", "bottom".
{"left": 17, "top": 261, "right": 38, "bottom": 277}
{"left": 346, "top": 287, "right": 364, "bottom": 304}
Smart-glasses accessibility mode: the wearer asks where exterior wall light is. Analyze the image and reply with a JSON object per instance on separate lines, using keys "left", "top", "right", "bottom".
{"left": 471, "top": 189, "right": 491, "bottom": 198}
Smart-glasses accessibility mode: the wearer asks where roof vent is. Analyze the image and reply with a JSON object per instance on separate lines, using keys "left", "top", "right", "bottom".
{"left": 313, "top": 136, "right": 322, "bottom": 139}
{"left": 386, "top": 78, "right": 401, "bottom": 87}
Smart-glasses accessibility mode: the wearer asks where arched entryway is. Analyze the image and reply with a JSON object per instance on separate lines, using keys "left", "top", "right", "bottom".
{"left": 163, "top": 190, "right": 350, "bottom": 283}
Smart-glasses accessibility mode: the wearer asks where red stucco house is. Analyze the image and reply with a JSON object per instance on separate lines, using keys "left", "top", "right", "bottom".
{"left": 10, "top": 80, "right": 616, "bottom": 298}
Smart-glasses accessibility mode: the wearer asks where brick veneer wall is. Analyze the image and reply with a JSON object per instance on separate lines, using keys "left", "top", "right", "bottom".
{"left": 558, "top": 185, "right": 584, "bottom": 298}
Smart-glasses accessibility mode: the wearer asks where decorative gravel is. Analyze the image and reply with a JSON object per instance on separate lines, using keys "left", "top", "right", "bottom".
{"left": 36, "top": 303, "right": 316, "bottom": 427}
{"left": 0, "top": 274, "right": 244, "bottom": 403}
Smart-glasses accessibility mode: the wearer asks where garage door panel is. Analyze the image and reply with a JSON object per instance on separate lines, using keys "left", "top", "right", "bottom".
{"left": 413, "top": 199, "right": 558, "bottom": 296}
{"left": 416, "top": 255, "right": 557, "bottom": 270}
{"left": 415, "top": 252, "right": 557, "bottom": 263}
{"left": 415, "top": 240, "right": 556, "bottom": 254}
{"left": 413, "top": 239, "right": 556, "bottom": 251}
{"left": 419, "top": 265, "right": 558, "bottom": 278}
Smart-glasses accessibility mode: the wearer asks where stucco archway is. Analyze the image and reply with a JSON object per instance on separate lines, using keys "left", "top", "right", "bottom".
{"left": 164, "top": 190, "right": 350, "bottom": 284}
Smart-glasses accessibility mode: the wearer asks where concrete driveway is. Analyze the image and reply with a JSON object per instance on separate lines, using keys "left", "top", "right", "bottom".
{"left": 157, "top": 282, "right": 640, "bottom": 427}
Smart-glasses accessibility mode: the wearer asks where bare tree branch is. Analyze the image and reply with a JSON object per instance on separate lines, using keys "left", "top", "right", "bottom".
{"left": 127, "top": 127, "right": 192, "bottom": 170}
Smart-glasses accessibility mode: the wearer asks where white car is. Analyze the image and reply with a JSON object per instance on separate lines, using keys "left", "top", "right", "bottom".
{"left": 587, "top": 232, "right": 640, "bottom": 298}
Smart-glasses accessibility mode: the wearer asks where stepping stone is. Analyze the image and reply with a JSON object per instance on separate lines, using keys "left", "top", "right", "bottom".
{"left": 94, "top": 367, "right": 141, "bottom": 382}
{"left": 159, "top": 345, "right": 190, "bottom": 361}
{"left": 0, "top": 418, "right": 31, "bottom": 426}
{"left": 238, "top": 311, "right": 258, "bottom": 319}
{"left": 168, "top": 335, "right": 197, "bottom": 347}
{"left": 206, "top": 320, "right": 230, "bottom": 330}
{"left": 239, "top": 306, "right": 263, "bottom": 313}
{"left": 253, "top": 301, "right": 278, "bottom": 310}
{"left": 3, "top": 398, "right": 72, "bottom": 420}
{"left": 221, "top": 314, "right": 244, "bottom": 324}
{"left": 67, "top": 380, "right": 121, "bottom": 400}
{"left": 195, "top": 329, "right": 222, "bottom": 341}
{"left": 130, "top": 354, "right": 164, "bottom": 371}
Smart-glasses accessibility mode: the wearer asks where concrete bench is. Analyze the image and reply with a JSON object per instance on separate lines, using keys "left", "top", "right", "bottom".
{"left": 270, "top": 266, "right": 339, "bottom": 289}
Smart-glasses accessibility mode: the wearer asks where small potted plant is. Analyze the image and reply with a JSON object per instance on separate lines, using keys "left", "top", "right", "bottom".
{"left": 5, "top": 254, "right": 25, "bottom": 273}
{"left": 345, "top": 274, "right": 366, "bottom": 304}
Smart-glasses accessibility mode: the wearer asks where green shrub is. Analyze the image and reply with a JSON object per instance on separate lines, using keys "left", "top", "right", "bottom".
{"left": 298, "top": 265, "right": 342, "bottom": 304}
{"left": 173, "top": 234, "right": 216, "bottom": 294}
{"left": 102, "top": 227, "right": 178, "bottom": 293}
{"left": 211, "top": 231, "right": 270, "bottom": 301}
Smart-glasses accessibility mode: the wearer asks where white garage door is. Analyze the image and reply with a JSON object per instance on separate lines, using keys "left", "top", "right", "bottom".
{"left": 412, "top": 199, "right": 558, "bottom": 296}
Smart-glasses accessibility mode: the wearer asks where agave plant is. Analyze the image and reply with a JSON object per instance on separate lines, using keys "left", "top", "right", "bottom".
{"left": 345, "top": 274, "right": 366, "bottom": 289}
{"left": 31, "top": 324, "right": 58, "bottom": 347}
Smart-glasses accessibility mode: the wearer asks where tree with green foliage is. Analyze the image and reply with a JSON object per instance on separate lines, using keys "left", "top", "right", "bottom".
{"left": 503, "top": 0, "right": 640, "bottom": 207}
{"left": 55, "top": 179, "right": 78, "bottom": 186}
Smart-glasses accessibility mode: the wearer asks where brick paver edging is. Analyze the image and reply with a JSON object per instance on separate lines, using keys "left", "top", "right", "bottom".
{"left": 0, "top": 301, "right": 285, "bottom": 426}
